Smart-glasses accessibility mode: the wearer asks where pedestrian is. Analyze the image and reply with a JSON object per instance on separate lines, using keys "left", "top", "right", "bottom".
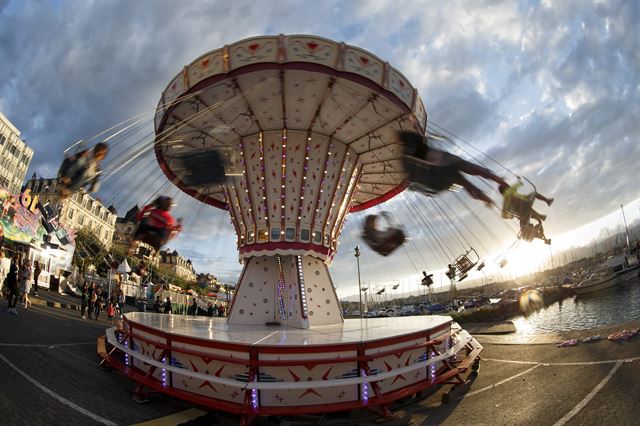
{"left": 5, "top": 255, "right": 19, "bottom": 315}
{"left": 188, "top": 298, "right": 198, "bottom": 316}
{"left": 153, "top": 296, "right": 162, "bottom": 313}
{"left": 18, "top": 260, "right": 32, "bottom": 309}
{"left": 94, "top": 286, "right": 103, "bottom": 320}
{"left": 107, "top": 302, "right": 115, "bottom": 324}
{"left": 80, "top": 282, "right": 89, "bottom": 319}
{"left": 218, "top": 304, "right": 225, "bottom": 317}
{"left": 33, "top": 262, "right": 41, "bottom": 296}
{"left": 0, "top": 249, "right": 11, "bottom": 298}
{"left": 117, "top": 290, "right": 125, "bottom": 318}
{"left": 163, "top": 296, "right": 172, "bottom": 314}
{"left": 206, "top": 302, "right": 214, "bottom": 317}
{"left": 88, "top": 285, "right": 97, "bottom": 319}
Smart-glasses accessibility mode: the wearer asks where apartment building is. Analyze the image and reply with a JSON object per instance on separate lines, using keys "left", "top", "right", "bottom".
{"left": 0, "top": 112, "right": 33, "bottom": 193}
{"left": 158, "top": 249, "right": 196, "bottom": 282}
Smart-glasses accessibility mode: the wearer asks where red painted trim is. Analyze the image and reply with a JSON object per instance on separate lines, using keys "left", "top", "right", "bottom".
{"left": 102, "top": 325, "right": 481, "bottom": 420}
{"left": 155, "top": 60, "right": 419, "bottom": 210}
{"left": 239, "top": 241, "right": 330, "bottom": 256}
{"left": 349, "top": 181, "right": 409, "bottom": 213}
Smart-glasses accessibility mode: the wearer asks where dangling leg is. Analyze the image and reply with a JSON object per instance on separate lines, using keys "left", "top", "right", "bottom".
{"left": 530, "top": 208, "right": 546, "bottom": 223}
{"left": 534, "top": 192, "right": 554, "bottom": 206}
{"left": 454, "top": 175, "right": 494, "bottom": 207}
{"left": 458, "top": 160, "right": 508, "bottom": 187}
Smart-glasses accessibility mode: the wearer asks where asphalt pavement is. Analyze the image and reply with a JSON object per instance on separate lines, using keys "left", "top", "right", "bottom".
{"left": 0, "top": 297, "right": 638, "bottom": 426}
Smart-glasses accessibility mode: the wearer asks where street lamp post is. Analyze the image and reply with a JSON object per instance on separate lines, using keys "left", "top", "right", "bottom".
{"left": 355, "top": 246, "right": 362, "bottom": 319}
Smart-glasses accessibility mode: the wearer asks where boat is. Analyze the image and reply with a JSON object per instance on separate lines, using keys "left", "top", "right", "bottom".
{"left": 572, "top": 266, "right": 619, "bottom": 294}
{"left": 607, "top": 254, "right": 640, "bottom": 279}
{"left": 615, "top": 203, "right": 640, "bottom": 279}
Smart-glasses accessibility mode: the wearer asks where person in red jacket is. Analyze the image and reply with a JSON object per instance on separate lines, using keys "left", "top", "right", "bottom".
{"left": 129, "top": 196, "right": 182, "bottom": 253}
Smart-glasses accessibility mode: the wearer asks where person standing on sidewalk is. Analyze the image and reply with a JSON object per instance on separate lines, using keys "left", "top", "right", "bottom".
{"left": 163, "top": 296, "right": 172, "bottom": 314}
{"left": 5, "top": 255, "right": 19, "bottom": 315}
{"left": 117, "top": 290, "right": 125, "bottom": 319}
{"left": 80, "top": 282, "right": 89, "bottom": 319}
{"left": 88, "top": 285, "right": 97, "bottom": 319}
{"left": 0, "top": 249, "right": 11, "bottom": 298}
{"left": 94, "top": 286, "right": 103, "bottom": 320}
{"left": 32, "top": 262, "right": 41, "bottom": 297}
{"left": 18, "top": 260, "right": 32, "bottom": 309}
{"left": 107, "top": 301, "right": 115, "bottom": 324}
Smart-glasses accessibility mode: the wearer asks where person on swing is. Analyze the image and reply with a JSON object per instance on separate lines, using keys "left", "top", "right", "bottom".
{"left": 399, "top": 131, "right": 508, "bottom": 207}
{"left": 128, "top": 196, "right": 182, "bottom": 254}
{"left": 498, "top": 181, "right": 553, "bottom": 225}
{"left": 58, "top": 142, "right": 109, "bottom": 199}
{"left": 499, "top": 181, "right": 553, "bottom": 245}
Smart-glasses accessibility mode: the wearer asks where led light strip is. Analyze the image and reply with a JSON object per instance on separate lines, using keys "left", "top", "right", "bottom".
{"left": 296, "top": 256, "right": 308, "bottom": 318}
{"left": 275, "top": 255, "right": 287, "bottom": 321}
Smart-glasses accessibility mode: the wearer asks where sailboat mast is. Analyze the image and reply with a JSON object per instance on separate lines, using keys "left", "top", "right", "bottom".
{"left": 621, "top": 204, "right": 630, "bottom": 251}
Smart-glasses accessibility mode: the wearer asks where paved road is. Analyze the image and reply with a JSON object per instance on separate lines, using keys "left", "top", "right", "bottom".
{"left": 1, "top": 300, "right": 638, "bottom": 425}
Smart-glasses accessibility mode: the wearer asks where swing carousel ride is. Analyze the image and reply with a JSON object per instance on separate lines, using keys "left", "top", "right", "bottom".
{"left": 91, "top": 34, "right": 556, "bottom": 422}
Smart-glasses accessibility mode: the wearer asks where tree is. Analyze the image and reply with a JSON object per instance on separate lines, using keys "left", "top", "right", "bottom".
{"left": 72, "top": 228, "right": 109, "bottom": 275}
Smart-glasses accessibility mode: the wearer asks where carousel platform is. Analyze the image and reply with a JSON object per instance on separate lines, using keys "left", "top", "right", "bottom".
{"left": 98, "top": 312, "right": 482, "bottom": 424}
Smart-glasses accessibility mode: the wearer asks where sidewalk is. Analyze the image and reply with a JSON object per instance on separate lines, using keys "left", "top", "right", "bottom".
{"left": 29, "top": 288, "right": 137, "bottom": 314}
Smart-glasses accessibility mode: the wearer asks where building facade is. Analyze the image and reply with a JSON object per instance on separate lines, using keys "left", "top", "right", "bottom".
{"left": 159, "top": 249, "right": 196, "bottom": 282}
{"left": 25, "top": 176, "right": 117, "bottom": 248}
{"left": 0, "top": 112, "right": 33, "bottom": 193}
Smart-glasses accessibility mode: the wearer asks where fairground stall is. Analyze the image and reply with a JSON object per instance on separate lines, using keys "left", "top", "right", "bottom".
{"left": 0, "top": 186, "right": 75, "bottom": 290}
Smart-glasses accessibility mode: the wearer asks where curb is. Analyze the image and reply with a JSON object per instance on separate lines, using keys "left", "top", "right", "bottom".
{"left": 31, "top": 297, "right": 81, "bottom": 311}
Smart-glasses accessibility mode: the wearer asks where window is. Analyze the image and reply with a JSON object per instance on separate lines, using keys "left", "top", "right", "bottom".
{"left": 285, "top": 227, "right": 295, "bottom": 241}
{"left": 68, "top": 209, "right": 74, "bottom": 220}
{"left": 78, "top": 215, "right": 84, "bottom": 225}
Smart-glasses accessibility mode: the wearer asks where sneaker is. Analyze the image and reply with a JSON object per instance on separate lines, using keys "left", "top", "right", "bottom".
{"left": 11, "top": 308, "right": 18, "bottom": 315}
{"left": 540, "top": 214, "right": 547, "bottom": 221}
{"left": 547, "top": 198, "right": 554, "bottom": 206}
{"left": 545, "top": 238, "right": 552, "bottom": 245}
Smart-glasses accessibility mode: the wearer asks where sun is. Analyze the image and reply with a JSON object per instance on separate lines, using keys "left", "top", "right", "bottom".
{"left": 503, "top": 241, "right": 552, "bottom": 278}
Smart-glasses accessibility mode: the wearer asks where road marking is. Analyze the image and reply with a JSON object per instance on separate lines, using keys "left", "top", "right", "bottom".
{"left": 0, "top": 352, "right": 117, "bottom": 426}
{"left": 553, "top": 360, "right": 623, "bottom": 426}
{"left": 462, "top": 363, "right": 541, "bottom": 399}
{"left": 0, "top": 341, "right": 95, "bottom": 348}
{"left": 483, "top": 356, "right": 640, "bottom": 366}
{"left": 55, "top": 346, "right": 98, "bottom": 366}
{"left": 130, "top": 408, "right": 208, "bottom": 426}
{"left": 253, "top": 330, "right": 280, "bottom": 345}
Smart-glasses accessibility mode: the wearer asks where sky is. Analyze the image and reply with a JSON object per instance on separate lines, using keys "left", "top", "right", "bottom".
{"left": 0, "top": 0, "right": 638, "bottom": 298}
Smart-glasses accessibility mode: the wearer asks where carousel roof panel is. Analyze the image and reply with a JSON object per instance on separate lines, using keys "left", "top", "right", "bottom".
{"left": 155, "top": 35, "right": 428, "bottom": 211}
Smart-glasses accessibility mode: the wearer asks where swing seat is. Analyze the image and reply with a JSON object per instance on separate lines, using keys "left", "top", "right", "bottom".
{"left": 171, "top": 150, "right": 228, "bottom": 186}
{"left": 362, "top": 213, "right": 406, "bottom": 256}
{"left": 421, "top": 271, "right": 434, "bottom": 287}
{"left": 452, "top": 248, "right": 479, "bottom": 280}
{"left": 519, "top": 223, "right": 539, "bottom": 242}
{"left": 134, "top": 224, "right": 170, "bottom": 252}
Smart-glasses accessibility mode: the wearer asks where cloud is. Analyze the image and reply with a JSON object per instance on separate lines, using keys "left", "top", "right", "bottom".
{"left": 1, "top": 1, "right": 638, "bottom": 295}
